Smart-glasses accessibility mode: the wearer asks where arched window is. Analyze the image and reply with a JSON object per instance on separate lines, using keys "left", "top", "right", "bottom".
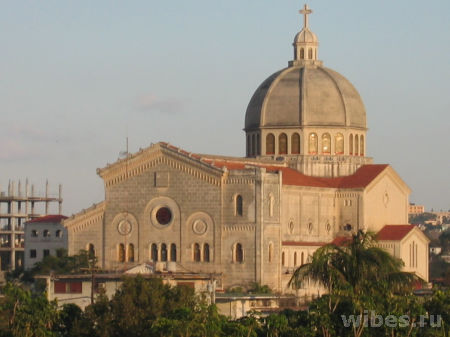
{"left": 256, "top": 134, "right": 260, "bottom": 155}
{"left": 300, "top": 48, "right": 305, "bottom": 59}
{"left": 31, "top": 230, "right": 38, "bottom": 237}
{"left": 301, "top": 252, "right": 304, "bottom": 266}
{"left": 246, "top": 135, "right": 251, "bottom": 156}
{"left": 349, "top": 134, "right": 354, "bottom": 155}
{"left": 294, "top": 252, "right": 297, "bottom": 266}
{"left": 43, "top": 230, "right": 50, "bottom": 237}
{"left": 203, "top": 243, "right": 210, "bottom": 263}
{"left": 266, "top": 134, "right": 275, "bottom": 155}
{"left": 308, "top": 133, "right": 318, "bottom": 154}
{"left": 194, "top": 243, "right": 201, "bottom": 262}
{"left": 87, "top": 243, "right": 95, "bottom": 258}
{"left": 335, "top": 133, "right": 344, "bottom": 154}
{"left": 279, "top": 133, "right": 287, "bottom": 154}
{"left": 354, "top": 135, "right": 359, "bottom": 155}
{"left": 282, "top": 252, "right": 285, "bottom": 266}
{"left": 252, "top": 134, "right": 256, "bottom": 157}
{"left": 118, "top": 244, "right": 125, "bottom": 263}
{"left": 360, "top": 135, "right": 364, "bottom": 156}
{"left": 308, "top": 48, "right": 313, "bottom": 59}
{"left": 291, "top": 133, "right": 300, "bottom": 154}
{"left": 268, "top": 243, "right": 273, "bottom": 262}
{"left": 128, "top": 244, "right": 135, "bottom": 262}
{"left": 151, "top": 243, "right": 158, "bottom": 262}
{"left": 236, "top": 195, "right": 243, "bottom": 216}
{"left": 170, "top": 243, "right": 177, "bottom": 262}
{"left": 161, "top": 243, "right": 167, "bottom": 262}
{"left": 235, "top": 243, "right": 243, "bottom": 263}
{"left": 322, "top": 133, "right": 331, "bottom": 154}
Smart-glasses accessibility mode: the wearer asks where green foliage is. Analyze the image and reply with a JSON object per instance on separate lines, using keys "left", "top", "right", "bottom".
{"left": 31, "top": 249, "right": 96, "bottom": 276}
{"left": 409, "top": 212, "right": 437, "bottom": 224}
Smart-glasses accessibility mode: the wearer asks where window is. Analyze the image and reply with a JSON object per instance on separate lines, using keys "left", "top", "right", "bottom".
{"left": 161, "top": 243, "right": 167, "bottom": 262}
{"left": 170, "top": 243, "right": 177, "bottom": 262}
{"left": 354, "top": 135, "right": 359, "bottom": 156}
{"left": 43, "top": 230, "right": 50, "bottom": 238}
{"left": 301, "top": 252, "right": 304, "bottom": 266}
{"left": 266, "top": 134, "right": 275, "bottom": 155}
{"left": 252, "top": 134, "right": 256, "bottom": 157}
{"left": 43, "top": 249, "right": 50, "bottom": 258}
{"left": 203, "top": 243, "right": 210, "bottom": 262}
{"left": 236, "top": 195, "right": 243, "bottom": 216}
{"left": 335, "top": 133, "right": 344, "bottom": 154}
{"left": 360, "top": 135, "right": 364, "bottom": 156}
{"left": 118, "top": 244, "right": 125, "bottom": 262}
{"left": 279, "top": 133, "right": 287, "bottom": 154}
{"left": 268, "top": 243, "right": 273, "bottom": 262}
{"left": 30, "top": 249, "right": 36, "bottom": 258}
{"left": 308, "top": 48, "right": 313, "bottom": 59}
{"left": 300, "top": 48, "right": 304, "bottom": 59}
{"left": 156, "top": 207, "right": 172, "bottom": 225}
{"left": 128, "top": 244, "right": 135, "bottom": 262}
{"left": 151, "top": 243, "right": 158, "bottom": 262}
{"left": 291, "top": 133, "right": 300, "bottom": 154}
{"left": 349, "top": 134, "right": 353, "bottom": 155}
{"left": 193, "top": 243, "right": 201, "bottom": 262}
{"left": 256, "top": 134, "right": 260, "bottom": 155}
{"left": 87, "top": 243, "right": 95, "bottom": 258}
{"left": 56, "top": 249, "right": 64, "bottom": 258}
{"left": 282, "top": 252, "right": 285, "bottom": 266}
{"left": 56, "top": 230, "right": 63, "bottom": 238}
{"left": 235, "top": 243, "right": 244, "bottom": 263}
{"left": 294, "top": 252, "right": 297, "bottom": 266}
{"left": 31, "top": 230, "right": 38, "bottom": 237}
{"left": 54, "top": 281, "right": 82, "bottom": 294}
{"left": 308, "top": 133, "right": 318, "bottom": 154}
{"left": 322, "top": 133, "right": 331, "bottom": 154}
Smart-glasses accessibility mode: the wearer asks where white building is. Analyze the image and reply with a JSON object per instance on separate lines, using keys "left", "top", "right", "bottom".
{"left": 24, "top": 215, "right": 68, "bottom": 270}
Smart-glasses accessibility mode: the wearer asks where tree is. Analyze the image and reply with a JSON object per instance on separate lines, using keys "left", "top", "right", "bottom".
{"left": 289, "top": 230, "right": 417, "bottom": 337}
{"left": 0, "top": 283, "right": 58, "bottom": 337}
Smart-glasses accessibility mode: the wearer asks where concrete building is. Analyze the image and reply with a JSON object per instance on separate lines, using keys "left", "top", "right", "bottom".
{"left": 0, "top": 180, "right": 62, "bottom": 272}
{"left": 24, "top": 215, "right": 68, "bottom": 270}
{"left": 409, "top": 204, "right": 425, "bottom": 215}
{"left": 64, "top": 5, "right": 429, "bottom": 295}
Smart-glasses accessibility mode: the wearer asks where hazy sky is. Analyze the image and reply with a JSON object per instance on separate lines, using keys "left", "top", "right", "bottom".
{"left": 1, "top": 1, "right": 449, "bottom": 215}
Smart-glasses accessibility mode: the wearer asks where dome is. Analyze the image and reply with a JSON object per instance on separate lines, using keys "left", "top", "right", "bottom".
{"left": 294, "top": 28, "right": 318, "bottom": 44}
{"left": 244, "top": 65, "right": 367, "bottom": 131}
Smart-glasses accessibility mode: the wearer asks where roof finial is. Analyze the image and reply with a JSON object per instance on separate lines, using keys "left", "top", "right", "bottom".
{"left": 299, "top": 4, "right": 313, "bottom": 29}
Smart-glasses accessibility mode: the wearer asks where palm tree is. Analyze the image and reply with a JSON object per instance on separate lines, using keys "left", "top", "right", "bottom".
{"left": 288, "top": 230, "right": 418, "bottom": 337}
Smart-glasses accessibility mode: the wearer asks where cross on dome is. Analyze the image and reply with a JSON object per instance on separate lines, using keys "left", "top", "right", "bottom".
{"left": 299, "top": 4, "right": 312, "bottom": 29}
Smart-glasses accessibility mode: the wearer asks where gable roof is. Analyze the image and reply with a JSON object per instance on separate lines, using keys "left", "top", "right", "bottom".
{"left": 377, "top": 225, "right": 416, "bottom": 241}
{"left": 26, "top": 214, "right": 68, "bottom": 224}
{"left": 97, "top": 141, "right": 389, "bottom": 190}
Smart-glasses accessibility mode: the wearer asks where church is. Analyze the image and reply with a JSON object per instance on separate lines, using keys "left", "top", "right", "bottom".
{"left": 64, "top": 5, "right": 429, "bottom": 294}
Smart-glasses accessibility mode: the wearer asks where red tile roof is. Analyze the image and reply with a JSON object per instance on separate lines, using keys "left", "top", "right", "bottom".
{"left": 204, "top": 159, "right": 388, "bottom": 189}
{"left": 26, "top": 215, "right": 68, "bottom": 224}
{"left": 331, "top": 236, "right": 352, "bottom": 246}
{"left": 376, "top": 225, "right": 415, "bottom": 241}
{"left": 160, "top": 143, "right": 388, "bottom": 189}
{"left": 282, "top": 241, "right": 327, "bottom": 247}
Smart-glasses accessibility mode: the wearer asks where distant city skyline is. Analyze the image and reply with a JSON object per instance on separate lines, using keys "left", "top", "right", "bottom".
{"left": 1, "top": 1, "right": 449, "bottom": 215}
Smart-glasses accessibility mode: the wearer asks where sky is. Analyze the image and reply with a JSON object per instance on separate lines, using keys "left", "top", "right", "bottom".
{"left": 0, "top": 0, "right": 449, "bottom": 215}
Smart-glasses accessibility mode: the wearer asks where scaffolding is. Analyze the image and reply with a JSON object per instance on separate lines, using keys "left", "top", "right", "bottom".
{"left": 0, "top": 179, "right": 62, "bottom": 271}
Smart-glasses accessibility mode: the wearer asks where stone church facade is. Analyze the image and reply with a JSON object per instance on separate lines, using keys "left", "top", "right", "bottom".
{"left": 64, "top": 6, "right": 429, "bottom": 293}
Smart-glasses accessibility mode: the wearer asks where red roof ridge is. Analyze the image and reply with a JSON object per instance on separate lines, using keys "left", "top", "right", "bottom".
{"left": 377, "top": 224, "right": 416, "bottom": 241}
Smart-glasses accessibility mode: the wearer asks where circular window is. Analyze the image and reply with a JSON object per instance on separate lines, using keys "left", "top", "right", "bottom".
{"left": 156, "top": 207, "right": 172, "bottom": 225}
